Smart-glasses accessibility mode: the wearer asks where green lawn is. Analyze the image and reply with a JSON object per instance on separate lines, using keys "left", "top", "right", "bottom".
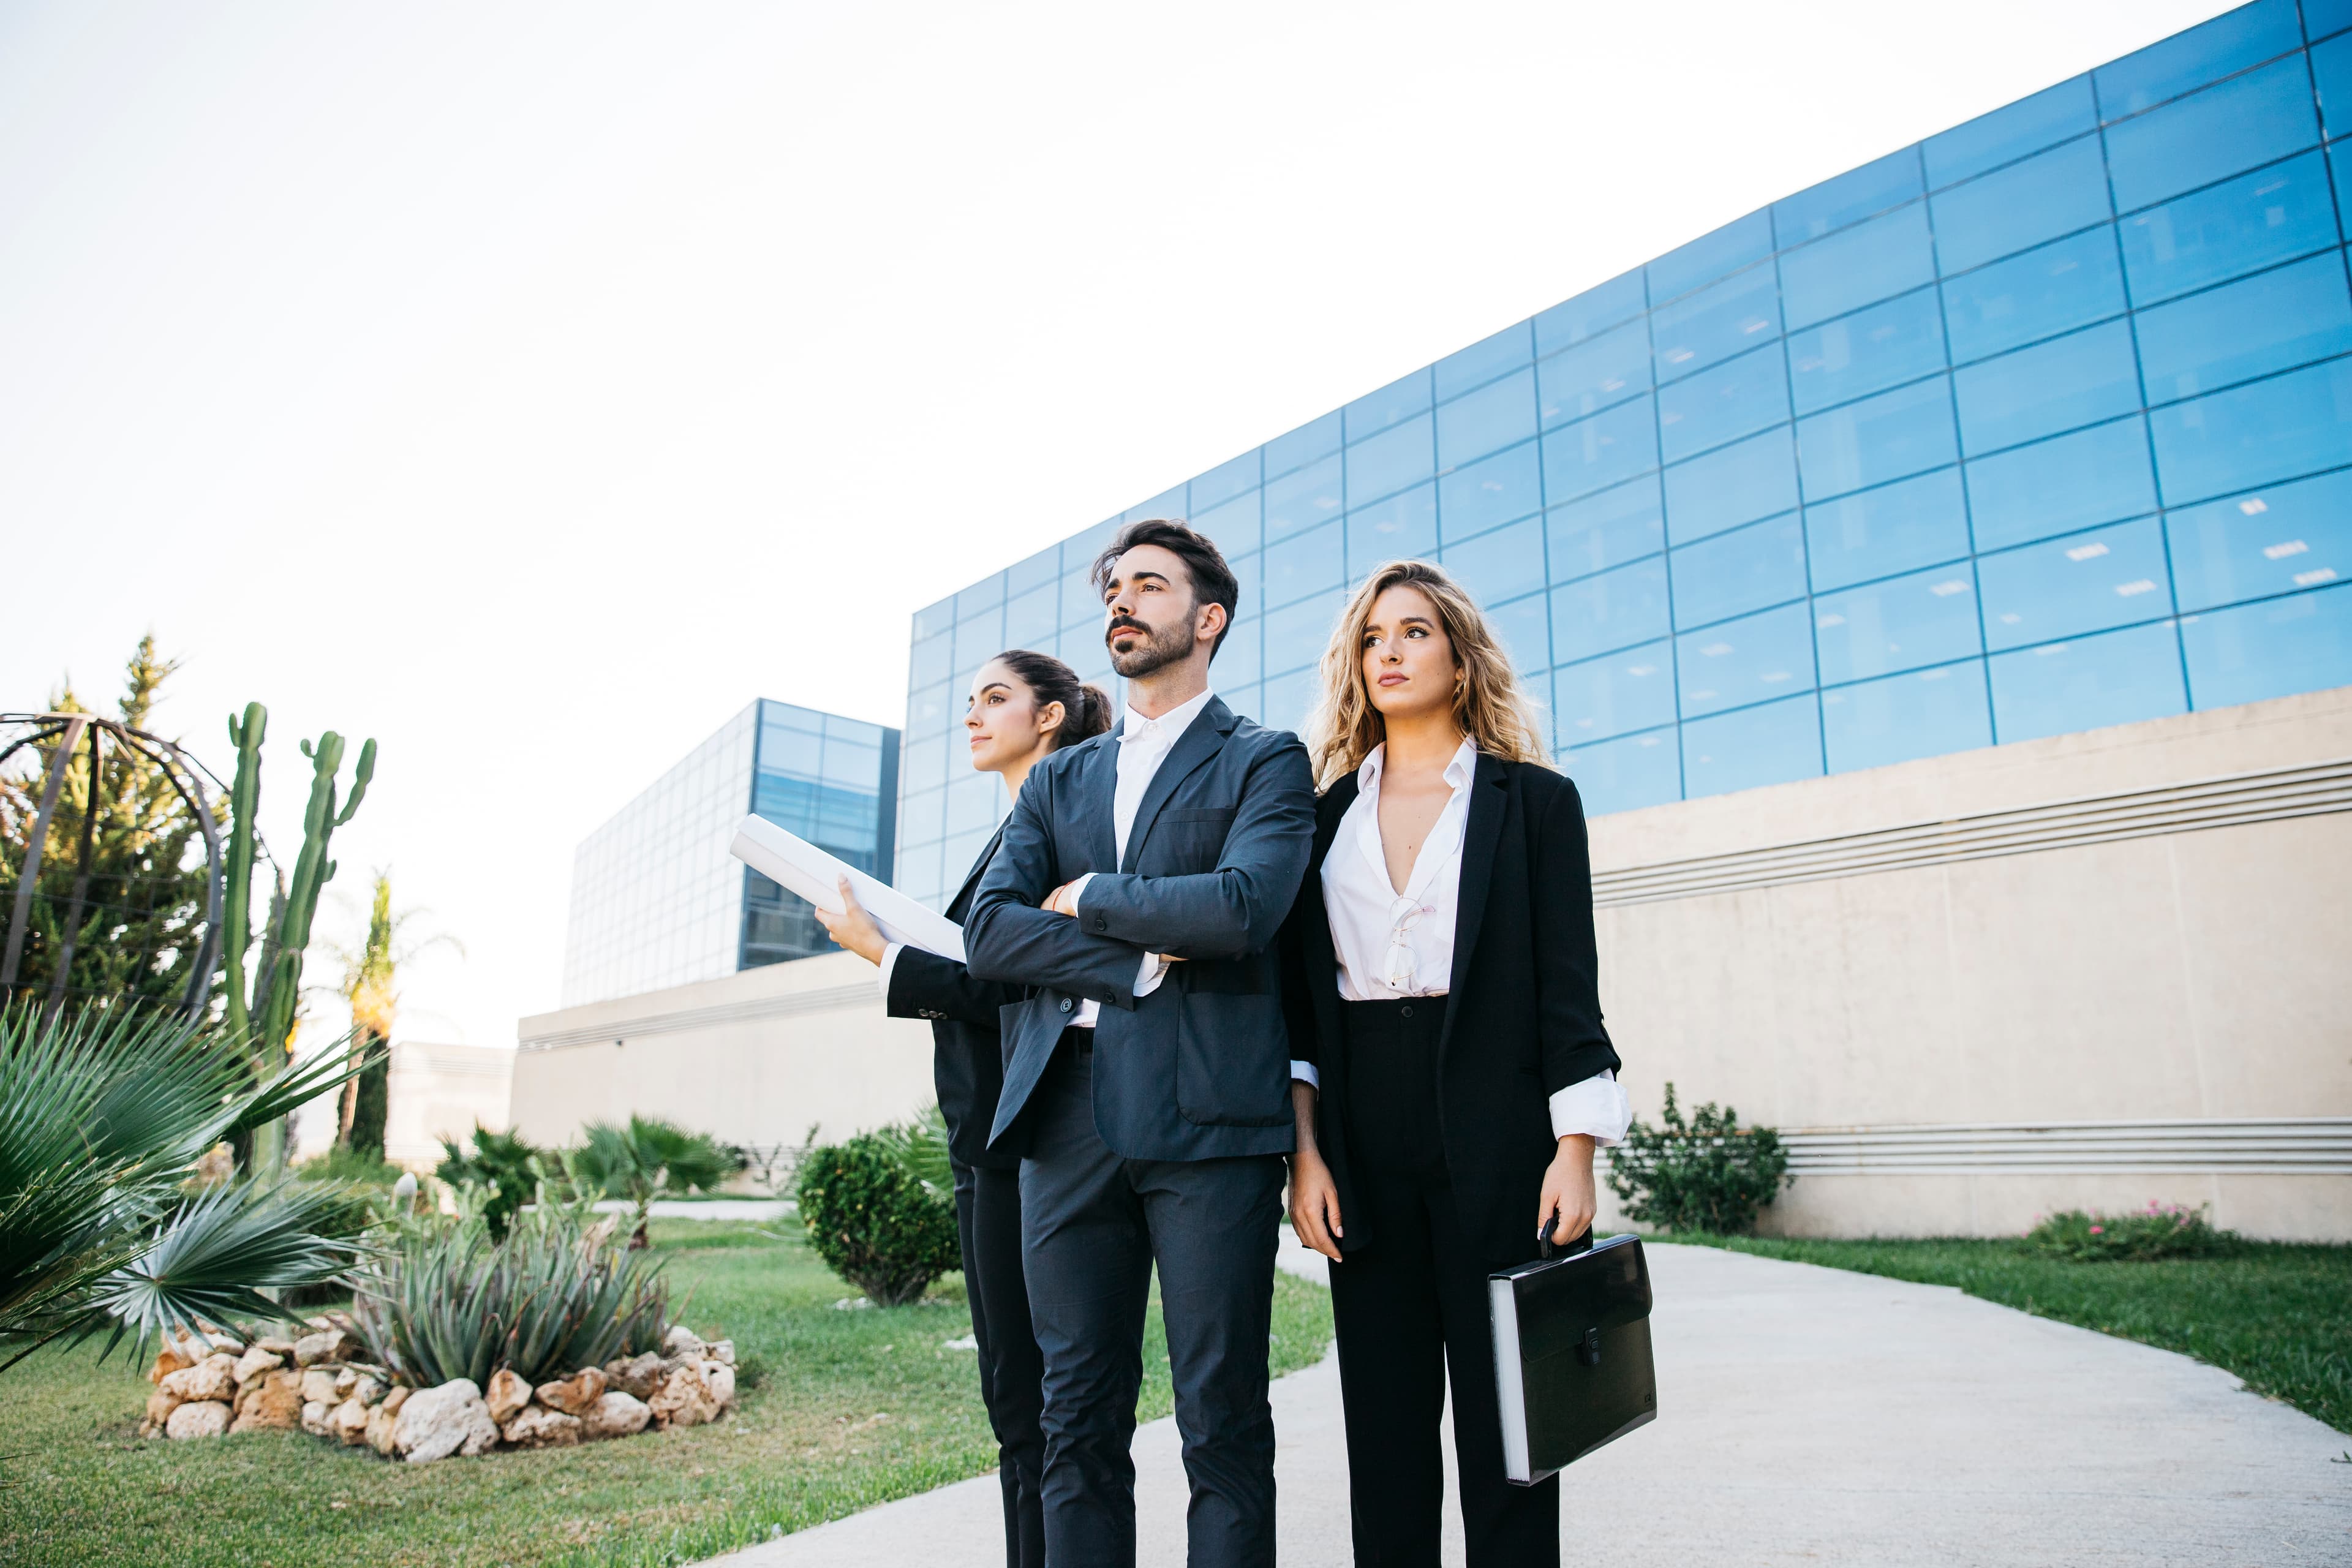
{"left": 1670, "top": 1232, "right": 2352, "bottom": 1435}
{"left": 0, "top": 1218, "right": 1336, "bottom": 1568}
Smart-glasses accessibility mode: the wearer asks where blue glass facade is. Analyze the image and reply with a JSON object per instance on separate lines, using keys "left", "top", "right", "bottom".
{"left": 742, "top": 701, "right": 900, "bottom": 968}
{"left": 896, "top": 0, "right": 2352, "bottom": 908}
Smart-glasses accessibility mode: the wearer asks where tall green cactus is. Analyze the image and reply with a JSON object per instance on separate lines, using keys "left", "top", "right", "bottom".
{"left": 255, "top": 731, "right": 374, "bottom": 1061}
{"left": 221, "top": 703, "right": 266, "bottom": 1042}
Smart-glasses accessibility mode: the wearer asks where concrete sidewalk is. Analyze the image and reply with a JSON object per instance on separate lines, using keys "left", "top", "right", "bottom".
{"left": 706, "top": 1240, "right": 2351, "bottom": 1567}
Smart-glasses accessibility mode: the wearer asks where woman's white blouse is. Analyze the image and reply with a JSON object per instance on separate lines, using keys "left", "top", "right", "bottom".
{"left": 1300, "top": 739, "right": 1631, "bottom": 1147}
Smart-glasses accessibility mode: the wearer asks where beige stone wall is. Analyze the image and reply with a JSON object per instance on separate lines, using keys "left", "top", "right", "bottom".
{"left": 384, "top": 1041, "right": 516, "bottom": 1167}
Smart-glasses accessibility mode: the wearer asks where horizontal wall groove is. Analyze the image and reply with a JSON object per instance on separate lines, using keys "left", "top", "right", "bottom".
{"left": 1595, "top": 1117, "right": 2352, "bottom": 1175}
{"left": 521, "top": 982, "right": 878, "bottom": 1052}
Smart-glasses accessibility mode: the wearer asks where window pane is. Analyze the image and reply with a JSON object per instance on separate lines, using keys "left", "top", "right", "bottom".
{"left": 1264, "top": 453, "right": 1344, "bottom": 539}
{"left": 1977, "top": 515, "right": 2175, "bottom": 650}
{"left": 2313, "top": 0, "right": 2352, "bottom": 42}
{"left": 954, "top": 608, "right": 1004, "bottom": 674}
{"left": 1806, "top": 466, "right": 1972, "bottom": 590}
{"left": 1965, "top": 417, "right": 2158, "bottom": 550}
{"left": 1648, "top": 209, "right": 1773, "bottom": 303}
{"left": 1561, "top": 726, "right": 1682, "bottom": 815}
{"left": 1263, "top": 587, "right": 1346, "bottom": 679}
{"left": 1775, "top": 148, "right": 1926, "bottom": 244}
{"left": 1262, "top": 518, "right": 1344, "bottom": 609}
{"left": 2180, "top": 579, "right": 2352, "bottom": 706}
{"left": 2094, "top": 0, "right": 2302, "bottom": 118}
{"left": 1441, "top": 442, "right": 1544, "bottom": 542}
{"left": 1125, "top": 484, "right": 1186, "bottom": 524}
{"left": 910, "top": 631, "right": 952, "bottom": 691}
{"left": 1952, "top": 319, "right": 2140, "bottom": 455}
{"left": 1779, "top": 203, "right": 1937, "bottom": 328}
{"left": 1490, "top": 590, "right": 1552, "bottom": 674}
{"left": 1005, "top": 582, "right": 1058, "bottom": 649}
{"left": 913, "top": 594, "right": 957, "bottom": 641}
{"left": 1541, "top": 396, "right": 1660, "bottom": 504}
{"left": 1677, "top": 601, "right": 1818, "bottom": 717}
{"left": 1796, "top": 377, "right": 1959, "bottom": 499}
{"left": 2103, "top": 57, "right": 2321, "bottom": 214}
{"left": 1436, "top": 368, "right": 1537, "bottom": 469}
{"left": 1261, "top": 665, "right": 1319, "bottom": 734}
{"left": 1822, "top": 659, "right": 1994, "bottom": 772}
{"left": 1925, "top": 77, "right": 2098, "bottom": 189}
{"left": 1534, "top": 269, "right": 1647, "bottom": 356}
{"left": 1191, "top": 450, "right": 1261, "bottom": 513}
{"left": 1670, "top": 512, "right": 1807, "bottom": 629}
{"left": 2313, "top": 31, "right": 2352, "bottom": 138}
{"left": 1347, "top": 413, "right": 1434, "bottom": 505}
{"left": 1814, "top": 562, "right": 1985, "bottom": 682}
{"left": 1987, "top": 619, "right": 2187, "bottom": 740}
{"left": 1218, "top": 612, "right": 1261, "bottom": 690}
{"left": 1008, "top": 543, "right": 1061, "bottom": 597}
{"left": 1931, "top": 135, "right": 2112, "bottom": 273}
{"left": 1942, "top": 226, "right": 2128, "bottom": 363}
{"left": 1664, "top": 427, "right": 1800, "bottom": 543}
{"left": 1787, "top": 287, "right": 1947, "bottom": 416}
{"left": 2168, "top": 467, "right": 2352, "bottom": 611}
{"left": 1061, "top": 567, "right": 1106, "bottom": 633}
{"left": 2148, "top": 355, "right": 2352, "bottom": 504}
{"left": 1548, "top": 477, "right": 1666, "bottom": 581}
{"left": 1656, "top": 342, "right": 1790, "bottom": 463}
{"left": 1441, "top": 515, "right": 1545, "bottom": 608}
{"left": 1552, "top": 557, "right": 1671, "bottom": 662}
{"left": 957, "top": 573, "right": 1005, "bottom": 618}
{"left": 2135, "top": 250, "right": 2352, "bottom": 404}
{"left": 1681, "top": 693, "right": 1824, "bottom": 798}
{"left": 1265, "top": 410, "right": 1342, "bottom": 478}
{"left": 1191, "top": 486, "right": 1261, "bottom": 559}
{"left": 1555, "top": 640, "right": 1676, "bottom": 744}
{"left": 1650, "top": 264, "right": 1781, "bottom": 379}
{"left": 1538, "top": 318, "right": 1652, "bottom": 429}
{"left": 2117, "top": 150, "right": 2339, "bottom": 305}
{"left": 1345, "top": 368, "right": 1432, "bottom": 442}
{"left": 1346, "top": 483, "right": 1438, "bottom": 575}
{"left": 1435, "top": 322, "right": 1533, "bottom": 401}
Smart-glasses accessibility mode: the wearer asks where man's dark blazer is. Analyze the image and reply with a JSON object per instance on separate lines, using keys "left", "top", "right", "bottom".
{"left": 883, "top": 824, "right": 1024, "bottom": 1170}
{"left": 1278, "top": 752, "right": 1621, "bottom": 1265}
{"left": 965, "top": 695, "right": 1316, "bottom": 1164}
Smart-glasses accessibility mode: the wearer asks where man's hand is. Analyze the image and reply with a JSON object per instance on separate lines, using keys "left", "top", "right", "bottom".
{"left": 1537, "top": 1133, "right": 1597, "bottom": 1248}
{"left": 813, "top": 876, "right": 889, "bottom": 965}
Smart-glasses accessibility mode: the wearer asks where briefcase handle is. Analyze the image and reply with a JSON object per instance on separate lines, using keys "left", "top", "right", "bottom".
{"left": 1534, "top": 1205, "right": 1595, "bottom": 1262}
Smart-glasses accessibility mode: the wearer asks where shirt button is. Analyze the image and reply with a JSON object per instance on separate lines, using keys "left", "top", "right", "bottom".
{"left": 1058, "top": 997, "right": 1074, "bottom": 1014}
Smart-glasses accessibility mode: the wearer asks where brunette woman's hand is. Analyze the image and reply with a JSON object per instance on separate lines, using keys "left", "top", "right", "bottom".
{"left": 1287, "top": 1081, "right": 1343, "bottom": 1261}
{"left": 813, "top": 876, "right": 889, "bottom": 965}
{"left": 1537, "top": 1133, "right": 1597, "bottom": 1247}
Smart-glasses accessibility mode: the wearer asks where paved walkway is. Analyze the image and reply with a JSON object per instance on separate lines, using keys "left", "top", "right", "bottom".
{"left": 707, "top": 1240, "right": 2351, "bottom": 1567}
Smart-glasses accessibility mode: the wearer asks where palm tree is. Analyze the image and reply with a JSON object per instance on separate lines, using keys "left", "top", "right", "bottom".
{"left": 570, "top": 1117, "right": 738, "bottom": 1248}
{"left": 326, "top": 870, "right": 461, "bottom": 1159}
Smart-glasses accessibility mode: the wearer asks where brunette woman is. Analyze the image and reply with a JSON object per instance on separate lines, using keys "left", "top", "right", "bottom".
{"left": 816, "top": 648, "right": 1111, "bottom": 1568}
{"left": 1278, "top": 560, "right": 1629, "bottom": 1567}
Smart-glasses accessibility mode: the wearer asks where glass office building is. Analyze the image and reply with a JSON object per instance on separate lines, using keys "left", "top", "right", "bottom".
{"left": 894, "top": 0, "right": 2352, "bottom": 908}
{"left": 562, "top": 699, "right": 899, "bottom": 1006}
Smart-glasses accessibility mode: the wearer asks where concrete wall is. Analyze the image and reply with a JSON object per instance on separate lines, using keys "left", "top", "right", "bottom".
{"left": 383, "top": 1041, "right": 514, "bottom": 1168}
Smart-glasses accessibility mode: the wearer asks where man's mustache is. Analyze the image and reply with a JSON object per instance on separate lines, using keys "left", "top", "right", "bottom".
{"left": 1106, "top": 618, "right": 1152, "bottom": 643}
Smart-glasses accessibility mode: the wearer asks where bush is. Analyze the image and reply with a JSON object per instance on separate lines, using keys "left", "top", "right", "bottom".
{"left": 435, "top": 1125, "right": 544, "bottom": 1242}
{"left": 293, "top": 1144, "right": 409, "bottom": 1189}
{"left": 796, "top": 1133, "right": 960, "bottom": 1306}
{"left": 2022, "top": 1201, "right": 2239, "bottom": 1262}
{"left": 1604, "top": 1082, "right": 1790, "bottom": 1236}
{"left": 572, "top": 1115, "right": 739, "bottom": 1248}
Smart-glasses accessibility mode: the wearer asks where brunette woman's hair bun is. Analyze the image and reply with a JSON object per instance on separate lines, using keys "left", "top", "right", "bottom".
{"left": 989, "top": 649, "right": 1113, "bottom": 750}
{"left": 1071, "top": 683, "right": 1114, "bottom": 744}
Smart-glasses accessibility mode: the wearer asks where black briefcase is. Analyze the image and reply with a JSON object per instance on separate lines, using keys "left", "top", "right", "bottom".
{"left": 1487, "top": 1233, "right": 1656, "bottom": 1484}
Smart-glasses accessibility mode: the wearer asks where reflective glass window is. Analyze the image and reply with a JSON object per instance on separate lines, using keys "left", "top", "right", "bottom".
{"left": 946, "top": 771, "right": 1003, "bottom": 837}
{"left": 2310, "top": 31, "right": 2352, "bottom": 136}
{"left": 1813, "top": 562, "right": 1985, "bottom": 682}
{"left": 2148, "top": 355, "right": 2352, "bottom": 503}
{"left": 1977, "top": 516, "right": 2175, "bottom": 650}
{"left": 1930, "top": 135, "right": 2112, "bottom": 274}
{"left": 1548, "top": 477, "right": 1667, "bottom": 581}
{"left": 1534, "top": 269, "right": 1647, "bottom": 356}
{"left": 1348, "top": 413, "right": 1434, "bottom": 505}
{"left": 1779, "top": 203, "right": 1936, "bottom": 329}
{"left": 1261, "top": 666, "right": 1319, "bottom": 735}
{"left": 1924, "top": 77, "right": 2098, "bottom": 189}
{"left": 1219, "top": 682, "right": 1263, "bottom": 724}
{"left": 1345, "top": 368, "right": 1432, "bottom": 442}
{"left": 2313, "top": 0, "right": 2352, "bottom": 42}
{"left": 1670, "top": 513, "right": 1807, "bottom": 629}
{"left": 913, "top": 595, "right": 957, "bottom": 641}
{"left": 2094, "top": 0, "right": 2302, "bottom": 118}
{"left": 1265, "top": 409, "right": 1343, "bottom": 478}
{"left": 1191, "top": 450, "right": 1261, "bottom": 513}
{"left": 1676, "top": 601, "right": 1818, "bottom": 717}
{"left": 1551, "top": 556, "right": 1671, "bottom": 663}
{"left": 1965, "top": 416, "right": 2158, "bottom": 550}
{"left": 1681, "top": 693, "right": 1824, "bottom": 798}
{"left": 1537, "top": 318, "right": 1651, "bottom": 428}
{"left": 2117, "top": 151, "right": 2339, "bottom": 304}
{"left": 1775, "top": 148, "right": 1925, "bottom": 244}
{"left": 1264, "top": 453, "right": 1343, "bottom": 539}
{"left": 899, "top": 787, "right": 944, "bottom": 848}
{"left": 1987, "top": 619, "right": 2187, "bottom": 740}
{"left": 2180, "top": 580, "right": 2352, "bottom": 706}
{"left": 954, "top": 608, "right": 1004, "bottom": 674}
{"left": 1262, "top": 518, "right": 1344, "bottom": 609}
{"left": 1664, "top": 427, "right": 1800, "bottom": 543}
{"left": 1805, "top": 466, "right": 1972, "bottom": 590}
{"left": 2104, "top": 58, "right": 2321, "bottom": 214}
{"left": 1942, "top": 226, "right": 2129, "bottom": 364}
{"left": 1008, "top": 543, "right": 1060, "bottom": 596}
{"left": 2135, "top": 250, "right": 2352, "bottom": 403}
{"left": 2168, "top": 467, "right": 2352, "bottom": 611}
{"left": 1561, "top": 726, "right": 1682, "bottom": 815}
{"left": 1648, "top": 210, "right": 1773, "bottom": 302}
{"left": 1822, "top": 660, "right": 1994, "bottom": 773}
{"left": 957, "top": 573, "right": 1005, "bottom": 619}
{"left": 1347, "top": 483, "right": 1438, "bottom": 575}
{"left": 907, "top": 680, "right": 953, "bottom": 734}
{"left": 1436, "top": 322, "right": 1534, "bottom": 401}
{"left": 1555, "top": 641, "right": 1677, "bottom": 744}
{"left": 1442, "top": 515, "right": 1546, "bottom": 608}
{"left": 1436, "top": 369, "right": 1537, "bottom": 469}
{"left": 1063, "top": 632, "right": 1114, "bottom": 690}
{"left": 1263, "top": 587, "right": 1346, "bottom": 679}
{"left": 1125, "top": 484, "right": 1185, "bottom": 523}
{"left": 1004, "top": 582, "right": 1058, "bottom": 649}
{"left": 1217, "top": 613, "right": 1262, "bottom": 690}
{"left": 1651, "top": 264, "right": 1781, "bottom": 379}
{"left": 1796, "top": 377, "right": 1959, "bottom": 499}
{"left": 910, "top": 631, "right": 952, "bottom": 691}
{"left": 1190, "top": 486, "right": 1261, "bottom": 560}
{"left": 1541, "top": 396, "right": 1660, "bottom": 505}
{"left": 1441, "top": 442, "right": 1544, "bottom": 541}
{"left": 1490, "top": 591, "right": 1552, "bottom": 674}
{"left": 1953, "top": 320, "right": 2140, "bottom": 454}
{"left": 1656, "top": 342, "right": 1790, "bottom": 464}
{"left": 1061, "top": 567, "right": 1106, "bottom": 632}
{"left": 1785, "top": 287, "right": 1947, "bottom": 416}
{"left": 901, "top": 729, "right": 950, "bottom": 794}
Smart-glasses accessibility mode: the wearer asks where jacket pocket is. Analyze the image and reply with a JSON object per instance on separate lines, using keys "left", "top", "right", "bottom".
{"left": 1175, "top": 992, "right": 1291, "bottom": 1127}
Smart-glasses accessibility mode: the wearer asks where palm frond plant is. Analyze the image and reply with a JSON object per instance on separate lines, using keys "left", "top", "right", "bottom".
{"left": 870, "top": 1103, "right": 954, "bottom": 1193}
{"left": 570, "top": 1115, "right": 739, "bottom": 1248}
{"left": 435, "top": 1125, "right": 546, "bottom": 1243}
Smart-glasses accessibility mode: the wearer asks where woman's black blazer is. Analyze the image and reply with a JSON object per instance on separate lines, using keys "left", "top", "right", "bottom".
{"left": 1279, "top": 753, "right": 1621, "bottom": 1266}
{"left": 883, "top": 825, "right": 1025, "bottom": 1171}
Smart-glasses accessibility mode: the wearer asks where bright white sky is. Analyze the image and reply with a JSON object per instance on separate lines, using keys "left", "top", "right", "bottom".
{"left": 2, "top": 0, "right": 2232, "bottom": 1058}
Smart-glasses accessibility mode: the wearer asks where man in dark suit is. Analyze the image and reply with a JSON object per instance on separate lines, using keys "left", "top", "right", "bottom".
{"left": 966, "top": 519, "right": 1316, "bottom": 1568}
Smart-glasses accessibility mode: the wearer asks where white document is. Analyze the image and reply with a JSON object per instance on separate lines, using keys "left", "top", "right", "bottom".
{"left": 729, "top": 814, "right": 968, "bottom": 964}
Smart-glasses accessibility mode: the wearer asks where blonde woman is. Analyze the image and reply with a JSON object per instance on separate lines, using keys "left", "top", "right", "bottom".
{"left": 1276, "top": 559, "right": 1629, "bottom": 1566}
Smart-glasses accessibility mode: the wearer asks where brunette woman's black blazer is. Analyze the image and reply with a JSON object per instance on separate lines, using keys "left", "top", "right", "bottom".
{"left": 1278, "top": 753, "right": 1621, "bottom": 1266}
{"left": 884, "top": 825, "right": 1025, "bottom": 1170}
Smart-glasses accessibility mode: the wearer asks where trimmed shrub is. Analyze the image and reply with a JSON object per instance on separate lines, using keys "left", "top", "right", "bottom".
{"left": 2023, "top": 1202, "right": 2239, "bottom": 1262}
{"left": 1605, "top": 1082, "right": 1790, "bottom": 1235}
{"left": 796, "top": 1134, "right": 960, "bottom": 1306}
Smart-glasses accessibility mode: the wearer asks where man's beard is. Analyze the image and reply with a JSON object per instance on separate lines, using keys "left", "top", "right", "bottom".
{"left": 1106, "top": 614, "right": 1193, "bottom": 679}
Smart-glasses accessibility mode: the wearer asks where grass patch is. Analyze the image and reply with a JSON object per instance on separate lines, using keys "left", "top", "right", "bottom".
{"left": 1667, "top": 1232, "right": 2352, "bottom": 1435}
{"left": 0, "top": 1217, "right": 1334, "bottom": 1567}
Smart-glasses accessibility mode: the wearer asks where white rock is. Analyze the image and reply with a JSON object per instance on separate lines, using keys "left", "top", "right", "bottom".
{"left": 500, "top": 1404, "right": 583, "bottom": 1449}
{"left": 699, "top": 1359, "right": 737, "bottom": 1409}
{"left": 300, "top": 1368, "right": 341, "bottom": 1406}
{"left": 579, "top": 1389, "right": 652, "bottom": 1440}
{"left": 301, "top": 1400, "right": 331, "bottom": 1436}
{"left": 393, "top": 1378, "right": 500, "bottom": 1463}
{"left": 293, "top": 1328, "right": 350, "bottom": 1366}
{"left": 232, "top": 1346, "right": 285, "bottom": 1385}
{"left": 165, "top": 1400, "right": 232, "bottom": 1439}
{"left": 159, "top": 1353, "right": 237, "bottom": 1403}
{"left": 533, "top": 1366, "right": 606, "bottom": 1416}
{"left": 483, "top": 1368, "right": 532, "bottom": 1426}
{"left": 330, "top": 1396, "right": 372, "bottom": 1446}
{"left": 647, "top": 1360, "right": 722, "bottom": 1429}
{"left": 662, "top": 1324, "right": 707, "bottom": 1359}
{"left": 366, "top": 1387, "right": 410, "bottom": 1457}
{"left": 333, "top": 1366, "right": 358, "bottom": 1399}
{"left": 704, "top": 1338, "right": 735, "bottom": 1366}
{"left": 350, "top": 1374, "right": 386, "bottom": 1407}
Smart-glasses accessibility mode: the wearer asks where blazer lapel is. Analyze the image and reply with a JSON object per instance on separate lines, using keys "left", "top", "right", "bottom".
{"left": 1119, "top": 698, "right": 1235, "bottom": 873}
{"left": 1080, "top": 733, "right": 1118, "bottom": 876}
{"left": 1438, "top": 755, "right": 1508, "bottom": 1059}
{"left": 1304, "top": 774, "right": 1357, "bottom": 1005}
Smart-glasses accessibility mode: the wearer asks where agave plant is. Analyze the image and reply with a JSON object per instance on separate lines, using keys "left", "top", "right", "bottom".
{"left": 0, "top": 999, "right": 374, "bottom": 1372}
{"left": 570, "top": 1115, "right": 738, "bottom": 1248}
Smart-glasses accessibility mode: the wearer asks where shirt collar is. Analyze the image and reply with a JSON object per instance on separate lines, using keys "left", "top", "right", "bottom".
{"left": 1356, "top": 736, "right": 1478, "bottom": 794}
{"left": 1121, "top": 687, "right": 1216, "bottom": 745}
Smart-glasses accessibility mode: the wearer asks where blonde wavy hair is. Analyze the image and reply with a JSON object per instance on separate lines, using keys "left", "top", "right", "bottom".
{"left": 1303, "top": 558, "right": 1553, "bottom": 789}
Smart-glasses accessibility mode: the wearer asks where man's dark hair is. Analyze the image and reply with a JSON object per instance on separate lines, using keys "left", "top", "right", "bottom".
{"left": 1089, "top": 518, "right": 1239, "bottom": 658}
